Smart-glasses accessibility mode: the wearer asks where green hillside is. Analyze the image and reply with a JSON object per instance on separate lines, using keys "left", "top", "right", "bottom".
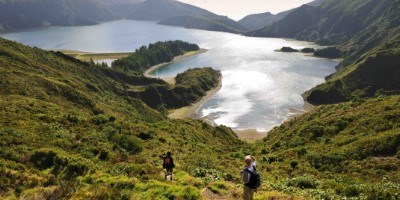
{"left": 306, "top": 44, "right": 400, "bottom": 104}
{"left": 246, "top": 0, "right": 400, "bottom": 105}
{"left": 304, "top": 0, "right": 400, "bottom": 104}
{"left": 1, "top": 27, "right": 400, "bottom": 200}
{"left": 2, "top": 0, "right": 400, "bottom": 198}
{"left": 0, "top": 38, "right": 245, "bottom": 199}
{"left": 247, "top": 0, "right": 392, "bottom": 46}
{"left": 251, "top": 95, "right": 400, "bottom": 199}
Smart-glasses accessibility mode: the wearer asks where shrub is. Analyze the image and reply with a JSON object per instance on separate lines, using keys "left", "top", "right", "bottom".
{"left": 63, "top": 113, "right": 84, "bottom": 124}
{"left": 208, "top": 181, "right": 227, "bottom": 194}
{"left": 345, "top": 131, "right": 400, "bottom": 160}
{"left": 30, "top": 149, "right": 91, "bottom": 179}
{"left": 111, "top": 134, "right": 142, "bottom": 154}
{"left": 261, "top": 149, "right": 269, "bottom": 154}
{"left": 92, "top": 115, "right": 110, "bottom": 125}
{"left": 297, "top": 147, "right": 307, "bottom": 156}
{"left": 138, "top": 131, "right": 153, "bottom": 140}
{"left": 287, "top": 175, "right": 319, "bottom": 189}
{"left": 366, "top": 189, "right": 400, "bottom": 200}
{"left": 344, "top": 185, "right": 360, "bottom": 197}
{"left": 61, "top": 161, "right": 89, "bottom": 179}
{"left": 307, "top": 153, "right": 345, "bottom": 171}
{"left": 98, "top": 149, "right": 110, "bottom": 161}
{"left": 30, "top": 150, "right": 57, "bottom": 170}
{"left": 290, "top": 161, "right": 298, "bottom": 169}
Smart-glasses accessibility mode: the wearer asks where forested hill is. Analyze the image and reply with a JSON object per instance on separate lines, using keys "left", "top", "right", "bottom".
{"left": 111, "top": 40, "right": 200, "bottom": 74}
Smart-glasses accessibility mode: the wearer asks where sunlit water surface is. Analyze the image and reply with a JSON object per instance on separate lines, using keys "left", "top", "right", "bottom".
{"left": 1, "top": 20, "right": 338, "bottom": 132}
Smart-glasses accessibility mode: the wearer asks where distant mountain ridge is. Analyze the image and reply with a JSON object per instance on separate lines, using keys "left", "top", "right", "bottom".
{"left": 238, "top": 0, "right": 324, "bottom": 31}
{"left": 158, "top": 15, "right": 248, "bottom": 33}
{"left": 128, "top": 0, "right": 218, "bottom": 21}
{"left": 238, "top": 12, "right": 286, "bottom": 31}
{"left": 0, "top": 0, "right": 117, "bottom": 31}
{"left": 0, "top": 0, "right": 246, "bottom": 33}
{"left": 130, "top": 0, "right": 248, "bottom": 33}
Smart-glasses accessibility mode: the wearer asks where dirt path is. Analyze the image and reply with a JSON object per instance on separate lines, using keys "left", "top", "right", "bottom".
{"left": 201, "top": 188, "right": 230, "bottom": 200}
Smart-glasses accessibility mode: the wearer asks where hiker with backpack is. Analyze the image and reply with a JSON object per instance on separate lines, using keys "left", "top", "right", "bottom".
{"left": 242, "top": 155, "right": 260, "bottom": 200}
{"left": 163, "top": 151, "right": 175, "bottom": 181}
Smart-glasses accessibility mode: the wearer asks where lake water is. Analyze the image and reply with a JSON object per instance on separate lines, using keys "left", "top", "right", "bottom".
{"left": 1, "top": 20, "right": 338, "bottom": 132}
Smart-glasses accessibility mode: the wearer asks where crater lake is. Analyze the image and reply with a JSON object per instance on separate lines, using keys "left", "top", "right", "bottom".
{"left": 1, "top": 20, "right": 338, "bottom": 133}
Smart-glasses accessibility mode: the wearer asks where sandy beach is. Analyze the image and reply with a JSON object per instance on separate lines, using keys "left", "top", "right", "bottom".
{"left": 58, "top": 50, "right": 133, "bottom": 62}
{"left": 235, "top": 129, "right": 268, "bottom": 142}
{"left": 168, "top": 76, "right": 222, "bottom": 121}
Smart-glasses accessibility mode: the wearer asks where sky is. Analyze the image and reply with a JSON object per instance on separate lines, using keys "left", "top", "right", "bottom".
{"left": 177, "top": 0, "right": 314, "bottom": 20}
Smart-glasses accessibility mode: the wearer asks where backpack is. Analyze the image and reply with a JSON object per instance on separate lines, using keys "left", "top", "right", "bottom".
{"left": 163, "top": 157, "right": 174, "bottom": 168}
{"left": 244, "top": 167, "right": 261, "bottom": 189}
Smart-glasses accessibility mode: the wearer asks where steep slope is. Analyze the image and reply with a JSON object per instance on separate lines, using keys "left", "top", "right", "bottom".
{"left": 245, "top": 0, "right": 400, "bottom": 105}
{"left": 251, "top": 95, "right": 400, "bottom": 199}
{"left": 306, "top": 44, "right": 400, "bottom": 104}
{"left": 0, "top": 0, "right": 118, "bottom": 32}
{"left": 128, "top": 0, "right": 248, "bottom": 33}
{"left": 0, "top": 38, "right": 243, "bottom": 199}
{"left": 304, "top": 0, "right": 400, "bottom": 104}
{"left": 247, "top": 0, "right": 392, "bottom": 46}
{"left": 340, "top": 0, "right": 400, "bottom": 65}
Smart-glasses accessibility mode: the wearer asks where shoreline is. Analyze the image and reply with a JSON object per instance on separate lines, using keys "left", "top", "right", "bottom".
{"left": 57, "top": 50, "right": 133, "bottom": 62}
{"left": 59, "top": 48, "right": 319, "bottom": 142}
{"left": 233, "top": 100, "right": 315, "bottom": 142}
{"left": 144, "top": 48, "right": 208, "bottom": 79}
{"left": 168, "top": 76, "right": 222, "bottom": 121}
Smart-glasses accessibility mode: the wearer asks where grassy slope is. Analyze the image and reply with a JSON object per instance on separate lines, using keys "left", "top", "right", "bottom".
{"left": 247, "top": 0, "right": 400, "bottom": 105}
{"left": 305, "top": 45, "right": 400, "bottom": 104}
{"left": 252, "top": 95, "right": 400, "bottom": 199}
{"left": 304, "top": 1, "right": 400, "bottom": 104}
{"left": 0, "top": 38, "right": 247, "bottom": 199}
